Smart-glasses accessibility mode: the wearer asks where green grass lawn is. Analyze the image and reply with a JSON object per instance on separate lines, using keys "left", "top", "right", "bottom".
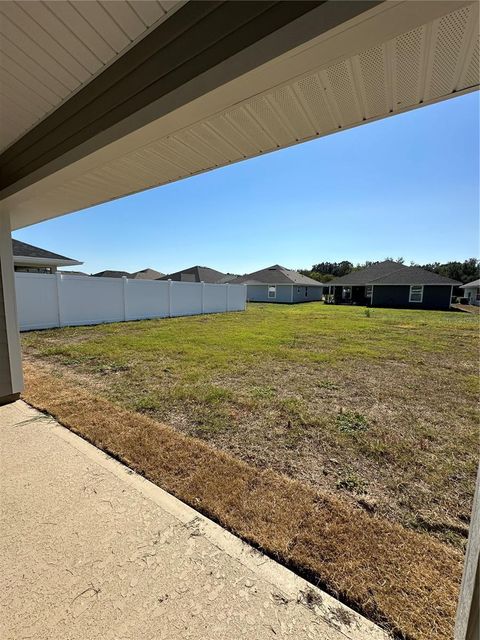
{"left": 22, "top": 302, "right": 479, "bottom": 547}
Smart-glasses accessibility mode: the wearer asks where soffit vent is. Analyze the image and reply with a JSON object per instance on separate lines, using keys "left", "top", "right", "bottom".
{"left": 323, "top": 60, "right": 363, "bottom": 126}
{"left": 427, "top": 5, "right": 472, "bottom": 99}
{"left": 392, "top": 27, "right": 425, "bottom": 109}
{"left": 461, "top": 35, "right": 479, "bottom": 88}
{"left": 356, "top": 45, "right": 388, "bottom": 118}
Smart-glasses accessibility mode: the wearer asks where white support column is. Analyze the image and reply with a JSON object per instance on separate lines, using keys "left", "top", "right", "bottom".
{"left": 0, "top": 213, "right": 23, "bottom": 404}
{"left": 201, "top": 281, "right": 205, "bottom": 314}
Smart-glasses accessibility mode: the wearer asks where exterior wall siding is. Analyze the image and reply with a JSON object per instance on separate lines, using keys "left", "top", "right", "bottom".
{"left": 463, "top": 286, "right": 480, "bottom": 306}
{"left": 292, "top": 285, "right": 323, "bottom": 302}
{"left": 372, "top": 285, "right": 452, "bottom": 309}
{"left": 246, "top": 284, "right": 323, "bottom": 303}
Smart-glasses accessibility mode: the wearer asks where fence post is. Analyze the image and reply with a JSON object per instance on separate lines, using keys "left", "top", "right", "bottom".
{"left": 168, "top": 279, "right": 172, "bottom": 317}
{"left": 55, "top": 272, "right": 63, "bottom": 327}
{"left": 201, "top": 281, "right": 205, "bottom": 314}
{"left": 122, "top": 276, "right": 128, "bottom": 321}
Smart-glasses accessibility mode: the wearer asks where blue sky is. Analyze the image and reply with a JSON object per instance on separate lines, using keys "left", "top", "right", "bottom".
{"left": 15, "top": 92, "right": 479, "bottom": 275}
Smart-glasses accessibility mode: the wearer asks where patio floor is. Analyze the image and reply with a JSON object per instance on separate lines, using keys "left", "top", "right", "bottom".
{"left": 0, "top": 400, "right": 387, "bottom": 640}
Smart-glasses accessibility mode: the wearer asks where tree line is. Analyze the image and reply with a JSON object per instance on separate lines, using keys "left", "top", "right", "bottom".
{"left": 298, "top": 257, "right": 480, "bottom": 284}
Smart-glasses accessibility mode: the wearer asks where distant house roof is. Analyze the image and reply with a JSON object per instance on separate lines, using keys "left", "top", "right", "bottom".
{"left": 231, "top": 265, "right": 323, "bottom": 286}
{"left": 130, "top": 268, "right": 165, "bottom": 280}
{"left": 460, "top": 279, "right": 480, "bottom": 288}
{"left": 159, "top": 266, "right": 228, "bottom": 283}
{"left": 328, "top": 261, "right": 461, "bottom": 286}
{"left": 92, "top": 268, "right": 164, "bottom": 279}
{"left": 92, "top": 270, "right": 131, "bottom": 278}
{"left": 12, "top": 239, "right": 82, "bottom": 266}
{"left": 58, "top": 270, "right": 89, "bottom": 276}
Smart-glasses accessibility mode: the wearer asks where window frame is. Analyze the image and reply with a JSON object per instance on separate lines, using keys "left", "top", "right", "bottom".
{"left": 409, "top": 284, "right": 424, "bottom": 303}
{"left": 267, "top": 285, "right": 276, "bottom": 299}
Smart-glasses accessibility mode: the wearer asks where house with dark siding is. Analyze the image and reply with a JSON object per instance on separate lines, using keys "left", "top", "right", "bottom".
{"left": 230, "top": 265, "right": 324, "bottom": 303}
{"left": 327, "top": 260, "right": 460, "bottom": 310}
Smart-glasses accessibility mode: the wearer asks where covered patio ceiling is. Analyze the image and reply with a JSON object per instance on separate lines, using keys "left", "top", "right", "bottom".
{"left": 0, "top": 0, "right": 478, "bottom": 230}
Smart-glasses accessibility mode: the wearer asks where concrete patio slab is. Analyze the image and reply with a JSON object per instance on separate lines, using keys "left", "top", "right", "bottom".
{"left": 0, "top": 400, "right": 389, "bottom": 640}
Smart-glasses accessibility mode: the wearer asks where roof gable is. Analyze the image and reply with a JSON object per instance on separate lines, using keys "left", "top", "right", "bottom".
{"left": 159, "top": 266, "right": 227, "bottom": 283}
{"left": 92, "top": 270, "right": 131, "bottom": 278}
{"left": 130, "top": 268, "right": 165, "bottom": 280}
{"left": 232, "top": 265, "right": 323, "bottom": 285}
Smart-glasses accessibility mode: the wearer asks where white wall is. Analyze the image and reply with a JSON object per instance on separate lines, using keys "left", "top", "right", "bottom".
{"left": 15, "top": 273, "right": 247, "bottom": 331}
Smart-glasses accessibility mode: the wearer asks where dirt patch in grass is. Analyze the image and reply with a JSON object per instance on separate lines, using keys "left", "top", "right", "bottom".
{"left": 22, "top": 362, "right": 462, "bottom": 640}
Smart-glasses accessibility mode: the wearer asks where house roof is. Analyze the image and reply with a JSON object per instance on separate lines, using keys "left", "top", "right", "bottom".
{"left": 12, "top": 239, "right": 81, "bottom": 266}
{"left": 328, "top": 261, "right": 461, "bottom": 286}
{"left": 460, "top": 279, "right": 480, "bottom": 288}
{"left": 58, "top": 270, "right": 89, "bottom": 276}
{"left": 130, "top": 268, "right": 165, "bottom": 280}
{"left": 231, "top": 265, "right": 323, "bottom": 286}
{"left": 159, "top": 266, "right": 227, "bottom": 284}
{"left": 92, "top": 270, "right": 131, "bottom": 278}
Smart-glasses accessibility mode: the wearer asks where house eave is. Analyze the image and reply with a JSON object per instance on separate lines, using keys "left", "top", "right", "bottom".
{"left": 14, "top": 257, "right": 83, "bottom": 267}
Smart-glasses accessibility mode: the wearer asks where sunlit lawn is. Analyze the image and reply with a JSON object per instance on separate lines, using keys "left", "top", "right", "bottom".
{"left": 22, "top": 302, "right": 479, "bottom": 547}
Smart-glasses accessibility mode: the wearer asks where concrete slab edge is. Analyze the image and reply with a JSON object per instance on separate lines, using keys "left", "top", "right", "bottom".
{"left": 18, "top": 400, "right": 390, "bottom": 640}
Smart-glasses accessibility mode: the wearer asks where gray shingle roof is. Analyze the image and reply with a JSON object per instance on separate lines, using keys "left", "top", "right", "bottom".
{"left": 159, "top": 266, "right": 227, "bottom": 283}
{"left": 230, "top": 265, "right": 323, "bottom": 286}
{"left": 130, "top": 268, "right": 165, "bottom": 280}
{"left": 12, "top": 238, "right": 75, "bottom": 262}
{"left": 460, "top": 279, "right": 480, "bottom": 288}
{"left": 328, "top": 261, "right": 461, "bottom": 286}
{"left": 92, "top": 270, "right": 131, "bottom": 278}
{"left": 58, "top": 270, "right": 89, "bottom": 276}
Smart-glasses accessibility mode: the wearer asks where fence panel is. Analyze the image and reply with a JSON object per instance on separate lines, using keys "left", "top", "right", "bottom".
{"left": 204, "top": 283, "right": 227, "bottom": 313}
{"left": 170, "top": 281, "right": 203, "bottom": 316}
{"left": 59, "top": 275, "right": 124, "bottom": 326}
{"left": 227, "top": 283, "right": 247, "bottom": 311}
{"left": 15, "top": 273, "right": 59, "bottom": 330}
{"left": 15, "top": 274, "right": 246, "bottom": 331}
{"left": 125, "top": 279, "right": 170, "bottom": 321}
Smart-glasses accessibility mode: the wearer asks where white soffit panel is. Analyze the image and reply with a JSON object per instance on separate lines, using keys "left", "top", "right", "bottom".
{"left": 6, "top": 1, "right": 480, "bottom": 228}
{"left": 0, "top": 0, "right": 183, "bottom": 152}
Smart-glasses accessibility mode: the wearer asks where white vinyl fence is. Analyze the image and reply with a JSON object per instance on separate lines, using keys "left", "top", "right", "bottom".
{"left": 15, "top": 273, "right": 247, "bottom": 331}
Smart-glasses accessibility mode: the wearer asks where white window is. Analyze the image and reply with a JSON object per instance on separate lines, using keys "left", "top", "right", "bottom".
{"left": 365, "top": 285, "right": 373, "bottom": 298}
{"left": 409, "top": 285, "right": 423, "bottom": 303}
{"left": 268, "top": 286, "right": 276, "bottom": 299}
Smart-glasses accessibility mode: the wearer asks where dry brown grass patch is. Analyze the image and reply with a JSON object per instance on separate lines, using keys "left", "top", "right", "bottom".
{"left": 22, "top": 363, "right": 463, "bottom": 640}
